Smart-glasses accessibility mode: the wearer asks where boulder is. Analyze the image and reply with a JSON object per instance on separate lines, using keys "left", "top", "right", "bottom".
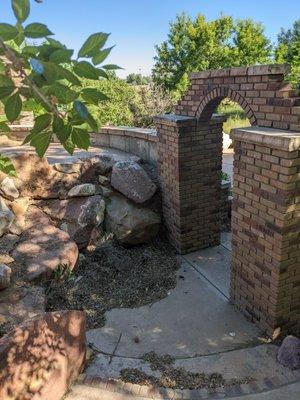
{"left": 0, "top": 197, "right": 14, "bottom": 237}
{"left": 67, "top": 183, "right": 96, "bottom": 198}
{"left": 0, "top": 264, "right": 11, "bottom": 290}
{"left": 0, "top": 285, "right": 45, "bottom": 332}
{"left": 9, "top": 153, "right": 82, "bottom": 199}
{"left": 0, "top": 233, "right": 19, "bottom": 265}
{"left": 12, "top": 224, "right": 78, "bottom": 281}
{"left": 277, "top": 336, "right": 300, "bottom": 369}
{"left": 9, "top": 197, "right": 30, "bottom": 235}
{"left": 53, "top": 161, "right": 82, "bottom": 174}
{"left": 0, "top": 311, "right": 86, "bottom": 400}
{"left": 38, "top": 195, "right": 105, "bottom": 249}
{"left": 105, "top": 194, "right": 161, "bottom": 245}
{"left": 0, "top": 177, "right": 19, "bottom": 200}
{"left": 111, "top": 161, "right": 157, "bottom": 203}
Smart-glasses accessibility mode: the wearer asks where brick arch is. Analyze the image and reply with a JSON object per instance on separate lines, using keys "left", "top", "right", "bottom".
{"left": 195, "top": 86, "right": 257, "bottom": 125}
{"left": 176, "top": 64, "right": 300, "bottom": 131}
{"left": 155, "top": 63, "right": 300, "bottom": 336}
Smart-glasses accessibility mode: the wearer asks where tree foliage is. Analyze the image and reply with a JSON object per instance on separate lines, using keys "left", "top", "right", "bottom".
{"left": 0, "top": 0, "right": 120, "bottom": 174}
{"left": 152, "top": 14, "right": 272, "bottom": 94}
{"left": 126, "top": 73, "right": 151, "bottom": 85}
{"left": 275, "top": 20, "right": 300, "bottom": 87}
{"left": 81, "top": 75, "right": 175, "bottom": 128}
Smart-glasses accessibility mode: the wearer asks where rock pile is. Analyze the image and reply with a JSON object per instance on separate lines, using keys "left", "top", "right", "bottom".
{"left": 0, "top": 151, "right": 161, "bottom": 288}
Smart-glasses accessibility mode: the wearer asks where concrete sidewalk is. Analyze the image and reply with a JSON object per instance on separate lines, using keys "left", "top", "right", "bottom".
{"left": 67, "top": 241, "right": 299, "bottom": 399}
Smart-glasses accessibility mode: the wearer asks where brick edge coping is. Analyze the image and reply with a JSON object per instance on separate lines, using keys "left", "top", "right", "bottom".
{"left": 80, "top": 372, "right": 300, "bottom": 400}
{"left": 94, "top": 126, "right": 158, "bottom": 143}
{"left": 232, "top": 126, "right": 300, "bottom": 151}
{"left": 189, "top": 64, "right": 290, "bottom": 79}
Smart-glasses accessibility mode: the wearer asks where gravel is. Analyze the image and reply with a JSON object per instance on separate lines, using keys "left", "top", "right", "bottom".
{"left": 120, "top": 351, "right": 255, "bottom": 390}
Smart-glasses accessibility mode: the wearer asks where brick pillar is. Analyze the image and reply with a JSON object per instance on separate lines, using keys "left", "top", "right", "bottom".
{"left": 154, "top": 114, "right": 225, "bottom": 254}
{"left": 231, "top": 126, "right": 300, "bottom": 336}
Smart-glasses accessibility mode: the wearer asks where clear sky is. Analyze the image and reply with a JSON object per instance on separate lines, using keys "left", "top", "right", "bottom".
{"left": 2, "top": 0, "right": 300, "bottom": 78}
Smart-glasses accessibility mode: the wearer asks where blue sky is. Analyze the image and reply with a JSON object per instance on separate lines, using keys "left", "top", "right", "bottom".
{"left": 2, "top": 0, "right": 300, "bottom": 77}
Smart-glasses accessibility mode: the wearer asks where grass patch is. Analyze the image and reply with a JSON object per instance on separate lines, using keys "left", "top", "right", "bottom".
{"left": 217, "top": 100, "right": 250, "bottom": 136}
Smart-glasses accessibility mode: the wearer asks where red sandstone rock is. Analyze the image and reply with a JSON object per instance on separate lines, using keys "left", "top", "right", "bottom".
{"left": 12, "top": 224, "right": 78, "bottom": 281}
{"left": 0, "top": 310, "right": 86, "bottom": 400}
{"left": 10, "top": 153, "right": 81, "bottom": 199}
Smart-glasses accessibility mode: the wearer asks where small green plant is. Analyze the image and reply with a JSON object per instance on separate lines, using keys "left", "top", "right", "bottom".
{"left": 54, "top": 263, "right": 74, "bottom": 281}
{"left": 221, "top": 171, "right": 231, "bottom": 182}
{"left": 0, "top": 0, "right": 120, "bottom": 175}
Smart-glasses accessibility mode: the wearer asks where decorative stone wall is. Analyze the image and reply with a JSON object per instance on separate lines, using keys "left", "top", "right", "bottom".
{"left": 91, "top": 126, "right": 158, "bottom": 165}
{"left": 231, "top": 126, "right": 300, "bottom": 336}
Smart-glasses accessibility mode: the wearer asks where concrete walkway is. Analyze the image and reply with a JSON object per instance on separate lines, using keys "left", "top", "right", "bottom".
{"left": 66, "top": 239, "right": 300, "bottom": 399}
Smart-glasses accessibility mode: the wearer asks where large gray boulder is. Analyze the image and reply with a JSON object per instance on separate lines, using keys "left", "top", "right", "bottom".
{"left": 105, "top": 194, "right": 161, "bottom": 245}
{"left": 111, "top": 161, "right": 157, "bottom": 204}
{"left": 277, "top": 336, "right": 300, "bottom": 369}
{"left": 39, "top": 195, "right": 105, "bottom": 249}
{"left": 0, "top": 197, "right": 14, "bottom": 237}
{"left": 67, "top": 183, "right": 96, "bottom": 198}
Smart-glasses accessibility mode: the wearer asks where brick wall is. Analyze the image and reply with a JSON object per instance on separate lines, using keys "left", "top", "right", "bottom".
{"left": 154, "top": 114, "right": 225, "bottom": 254}
{"left": 231, "top": 127, "right": 300, "bottom": 336}
{"left": 155, "top": 64, "right": 299, "bottom": 335}
{"left": 176, "top": 64, "right": 300, "bottom": 132}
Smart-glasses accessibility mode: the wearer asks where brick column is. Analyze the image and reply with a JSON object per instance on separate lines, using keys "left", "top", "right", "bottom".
{"left": 231, "top": 126, "right": 300, "bottom": 336}
{"left": 155, "top": 114, "right": 225, "bottom": 254}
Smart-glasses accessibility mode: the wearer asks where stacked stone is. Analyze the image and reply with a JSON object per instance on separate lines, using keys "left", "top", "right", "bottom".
{"left": 155, "top": 114, "right": 225, "bottom": 254}
{"left": 230, "top": 127, "right": 300, "bottom": 336}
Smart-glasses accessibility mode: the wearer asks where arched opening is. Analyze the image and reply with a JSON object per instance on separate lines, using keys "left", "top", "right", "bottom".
{"left": 195, "top": 92, "right": 252, "bottom": 252}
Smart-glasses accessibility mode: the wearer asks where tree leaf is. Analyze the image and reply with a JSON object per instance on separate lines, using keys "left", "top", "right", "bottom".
{"left": 48, "top": 83, "right": 78, "bottom": 104}
{"left": 97, "top": 69, "right": 109, "bottom": 79}
{"left": 0, "top": 23, "right": 19, "bottom": 41}
{"left": 42, "top": 62, "right": 58, "bottom": 84}
{"left": 0, "top": 76, "right": 14, "bottom": 87}
{"left": 12, "top": 0, "right": 30, "bottom": 23}
{"left": 73, "top": 100, "right": 88, "bottom": 119}
{"left": 30, "top": 58, "right": 45, "bottom": 75}
{"left": 56, "top": 123, "right": 72, "bottom": 144}
{"left": 92, "top": 46, "right": 115, "bottom": 65}
{"left": 0, "top": 121, "right": 11, "bottom": 133}
{"left": 30, "top": 131, "right": 52, "bottom": 157}
{"left": 0, "top": 86, "right": 15, "bottom": 99}
{"left": 31, "top": 113, "right": 52, "bottom": 134}
{"left": 81, "top": 88, "right": 109, "bottom": 105}
{"left": 102, "top": 64, "right": 122, "bottom": 70}
{"left": 24, "top": 23, "right": 53, "bottom": 38}
{"left": 50, "top": 49, "right": 74, "bottom": 63}
{"left": 5, "top": 93, "right": 22, "bottom": 122}
{"left": 63, "top": 136, "right": 75, "bottom": 155}
{"left": 74, "top": 61, "right": 100, "bottom": 79}
{"left": 56, "top": 66, "right": 81, "bottom": 86}
{"left": 78, "top": 32, "right": 110, "bottom": 58}
{"left": 0, "top": 154, "right": 16, "bottom": 177}
{"left": 86, "top": 113, "right": 98, "bottom": 132}
{"left": 71, "top": 128, "right": 90, "bottom": 150}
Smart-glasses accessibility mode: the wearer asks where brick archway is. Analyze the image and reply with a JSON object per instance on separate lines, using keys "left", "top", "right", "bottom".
{"left": 155, "top": 64, "right": 300, "bottom": 336}
{"left": 196, "top": 87, "right": 256, "bottom": 124}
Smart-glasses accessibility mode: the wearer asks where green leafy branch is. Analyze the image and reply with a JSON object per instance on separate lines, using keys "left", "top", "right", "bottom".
{"left": 0, "top": 0, "right": 121, "bottom": 173}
